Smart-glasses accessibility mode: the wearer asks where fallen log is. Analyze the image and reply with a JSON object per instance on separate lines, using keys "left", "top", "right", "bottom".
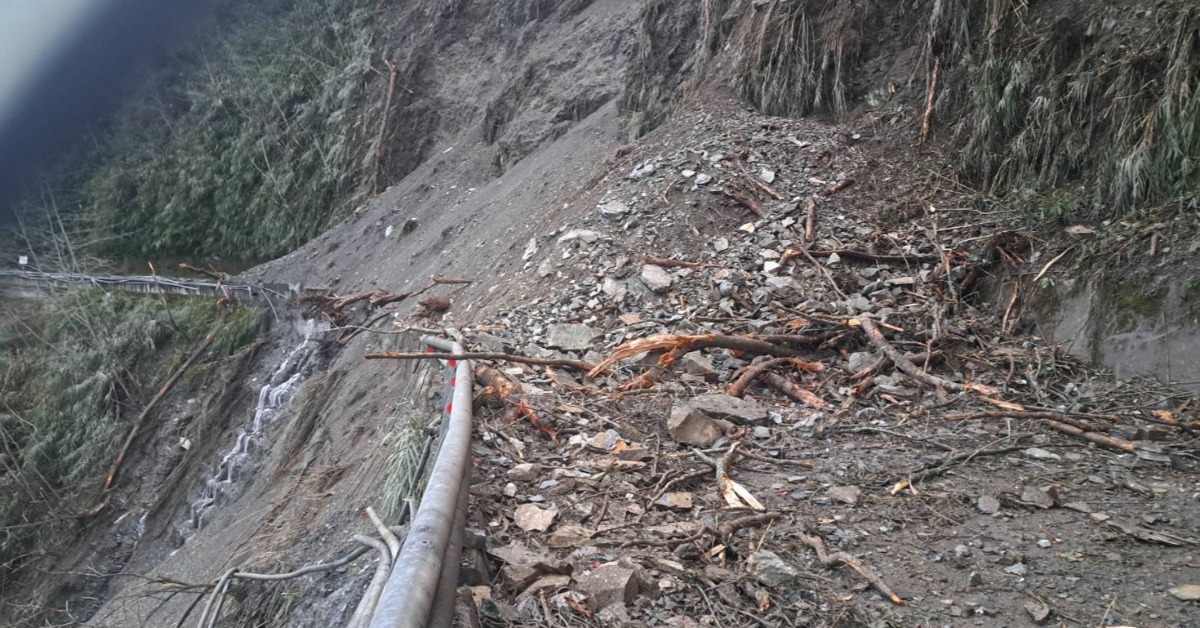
{"left": 105, "top": 330, "right": 216, "bottom": 493}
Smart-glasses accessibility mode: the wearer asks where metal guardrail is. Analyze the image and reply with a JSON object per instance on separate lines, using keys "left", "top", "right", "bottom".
{"left": 369, "top": 336, "right": 473, "bottom": 628}
{"left": 0, "top": 269, "right": 301, "bottom": 301}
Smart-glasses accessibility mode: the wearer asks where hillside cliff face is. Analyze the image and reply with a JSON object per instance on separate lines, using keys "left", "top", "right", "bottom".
{"left": 8, "top": 0, "right": 1195, "bottom": 264}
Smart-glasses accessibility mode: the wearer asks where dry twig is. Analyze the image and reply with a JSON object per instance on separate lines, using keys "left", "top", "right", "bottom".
{"left": 99, "top": 330, "right": 215, "bottom": 501}
{"left": 856, "top": 316, "right": 998, "bottom": 395}
{"left": 796, "top": 531, "right": 904, "bottom": 605}
{"left": 726, "top": 357, "right": 824, "bottom": 398}
{"left": 365, "top": 351, "right": 595, "bottom": 373}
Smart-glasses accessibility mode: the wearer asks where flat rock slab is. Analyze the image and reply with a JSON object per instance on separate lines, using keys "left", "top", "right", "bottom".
{"left": 513, "top": 503, "right": 558, "bottom": 532}
{"left": 826, "top": 485, "right": 861, "bottom": 506}
{"left": 748, "top": 550, "right": 799, "bottom": 587}
{"left": 688, "top": 393, "right": 769, "bottom": 425}
{"left": 668, "top": 405, "right": 732, "bottom": 447}
{"left": 575, "top": 562, "right": 650, "bottom": 609}
{"left": 545, "top": 323, "right": 597, "bottom": 351}
{"left": 1169, "top": 584, "right": 1200, "bottom": 601}
{"left": 641, "top": 264, "right": 674, "bottom": 292}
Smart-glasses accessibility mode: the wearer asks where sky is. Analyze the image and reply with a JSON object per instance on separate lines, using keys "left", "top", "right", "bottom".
{"left": 0, "top": 0, "right": 204, "bottom": 219}
{"left": 0, "top": 0, "right": 100, "bottom": 130}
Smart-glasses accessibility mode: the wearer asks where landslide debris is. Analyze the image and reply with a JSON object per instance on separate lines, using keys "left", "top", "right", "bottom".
{"left": 352, "top": 93, "right": 1200, "bottom": 626}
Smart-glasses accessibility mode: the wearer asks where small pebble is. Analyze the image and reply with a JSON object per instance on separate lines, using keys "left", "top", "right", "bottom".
{"left": 1037, "top": 539, "right": 1052, "bottom": 549}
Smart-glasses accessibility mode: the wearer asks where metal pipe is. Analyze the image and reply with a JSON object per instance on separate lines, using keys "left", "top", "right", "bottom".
{"left": 427, "top": 461, "right": 470, "bottom": 627}
{"left": 346, "top": 535, "right": 393, "bottom": 628}
{"left": 368, "top": 336, "right": 472, "bottom": 628}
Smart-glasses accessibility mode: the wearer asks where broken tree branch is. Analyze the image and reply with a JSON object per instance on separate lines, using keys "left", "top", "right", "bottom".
{"left": 590, "top": 333, "right": 805, "bottom": 382}
{"left": 372, "top": 58, "right": 400, "bottom": 196}
{"left": 905, "top": 440, "right": 1032, "bottom": 483}
{"left": 694, "top": 443, "right": 764, "bottom": 510}
{"left": 1044, "top": 419, "right": 1135, "bottom": 453}
{"left": 763, "top": 373, "right": 829, "bottom": 409}
{"left": 616, "top": 343, "right": 690, "bottom": 391}
{"left": 633, "top": 254, "right": 705, "bottom": 269}
{"left": 630, "top": 511, "right": 783, "bottom": 548}
{"left": 796, "top": 531, "right": 904, "bottom": 605}
{"left": 756, "top": 330, "right": 846, "bottom": 347}
{"left": 856, "top": 316, "right": 998, "bottom": 396}
{"left": 370, "top": 276, "right": 472, "bottom": 308}
{"left": 365, "top": 351, "right": 595, "bottom": 373}
{"left": 734, "top": 159, "right": 787, "bottom": 200}
{"left": 821, "top": 178, "right": 855, "bottom": 196}
{"left": 104, "top": 330, "right": 215, "bottom": 494}
{"left": 723, "top": 181, "right": 764, "bottom": 217}
{"left": 804, "top": 196, "right": 817, "bottom": 242}
{"left": 177, "top": 263, "right": 229, "bottom": 282}
{"left": 805, "top": 249, "right": 941, "bottom": 264}
{"left": 921, "top": 54, "right": 941, "bottom": 143}
{"left": 727, "top": 357, "right": 825, "bottom": 398}
{"left": 475, "top": 365, "right": 557, "bottom": 440}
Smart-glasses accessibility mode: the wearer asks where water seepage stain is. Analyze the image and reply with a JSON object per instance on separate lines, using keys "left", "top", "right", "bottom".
{"left": 1034, "top": 275, "right": 1200, "bottom": 392}
{"left": 187, "top": 318, "right": 326, "bottom": 532}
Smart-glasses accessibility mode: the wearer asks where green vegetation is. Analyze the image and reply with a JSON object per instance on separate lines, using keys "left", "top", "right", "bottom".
{"left": 736, "top": 0, "right": 854, "bottom": 119}
{"left": 381, "top": 406, "right": 434, "bottom": 522}
{"left": 723, "top": 0, "right": 1199, "bottom": 224}
{"left": 0, "top": 291, "right": 259, "bottom": 568}
{"left": 954, "top": 2, "right": 1200, "bottom": 220}
{"left": 78, "top": 0, "right": 379, "bottom": 260}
